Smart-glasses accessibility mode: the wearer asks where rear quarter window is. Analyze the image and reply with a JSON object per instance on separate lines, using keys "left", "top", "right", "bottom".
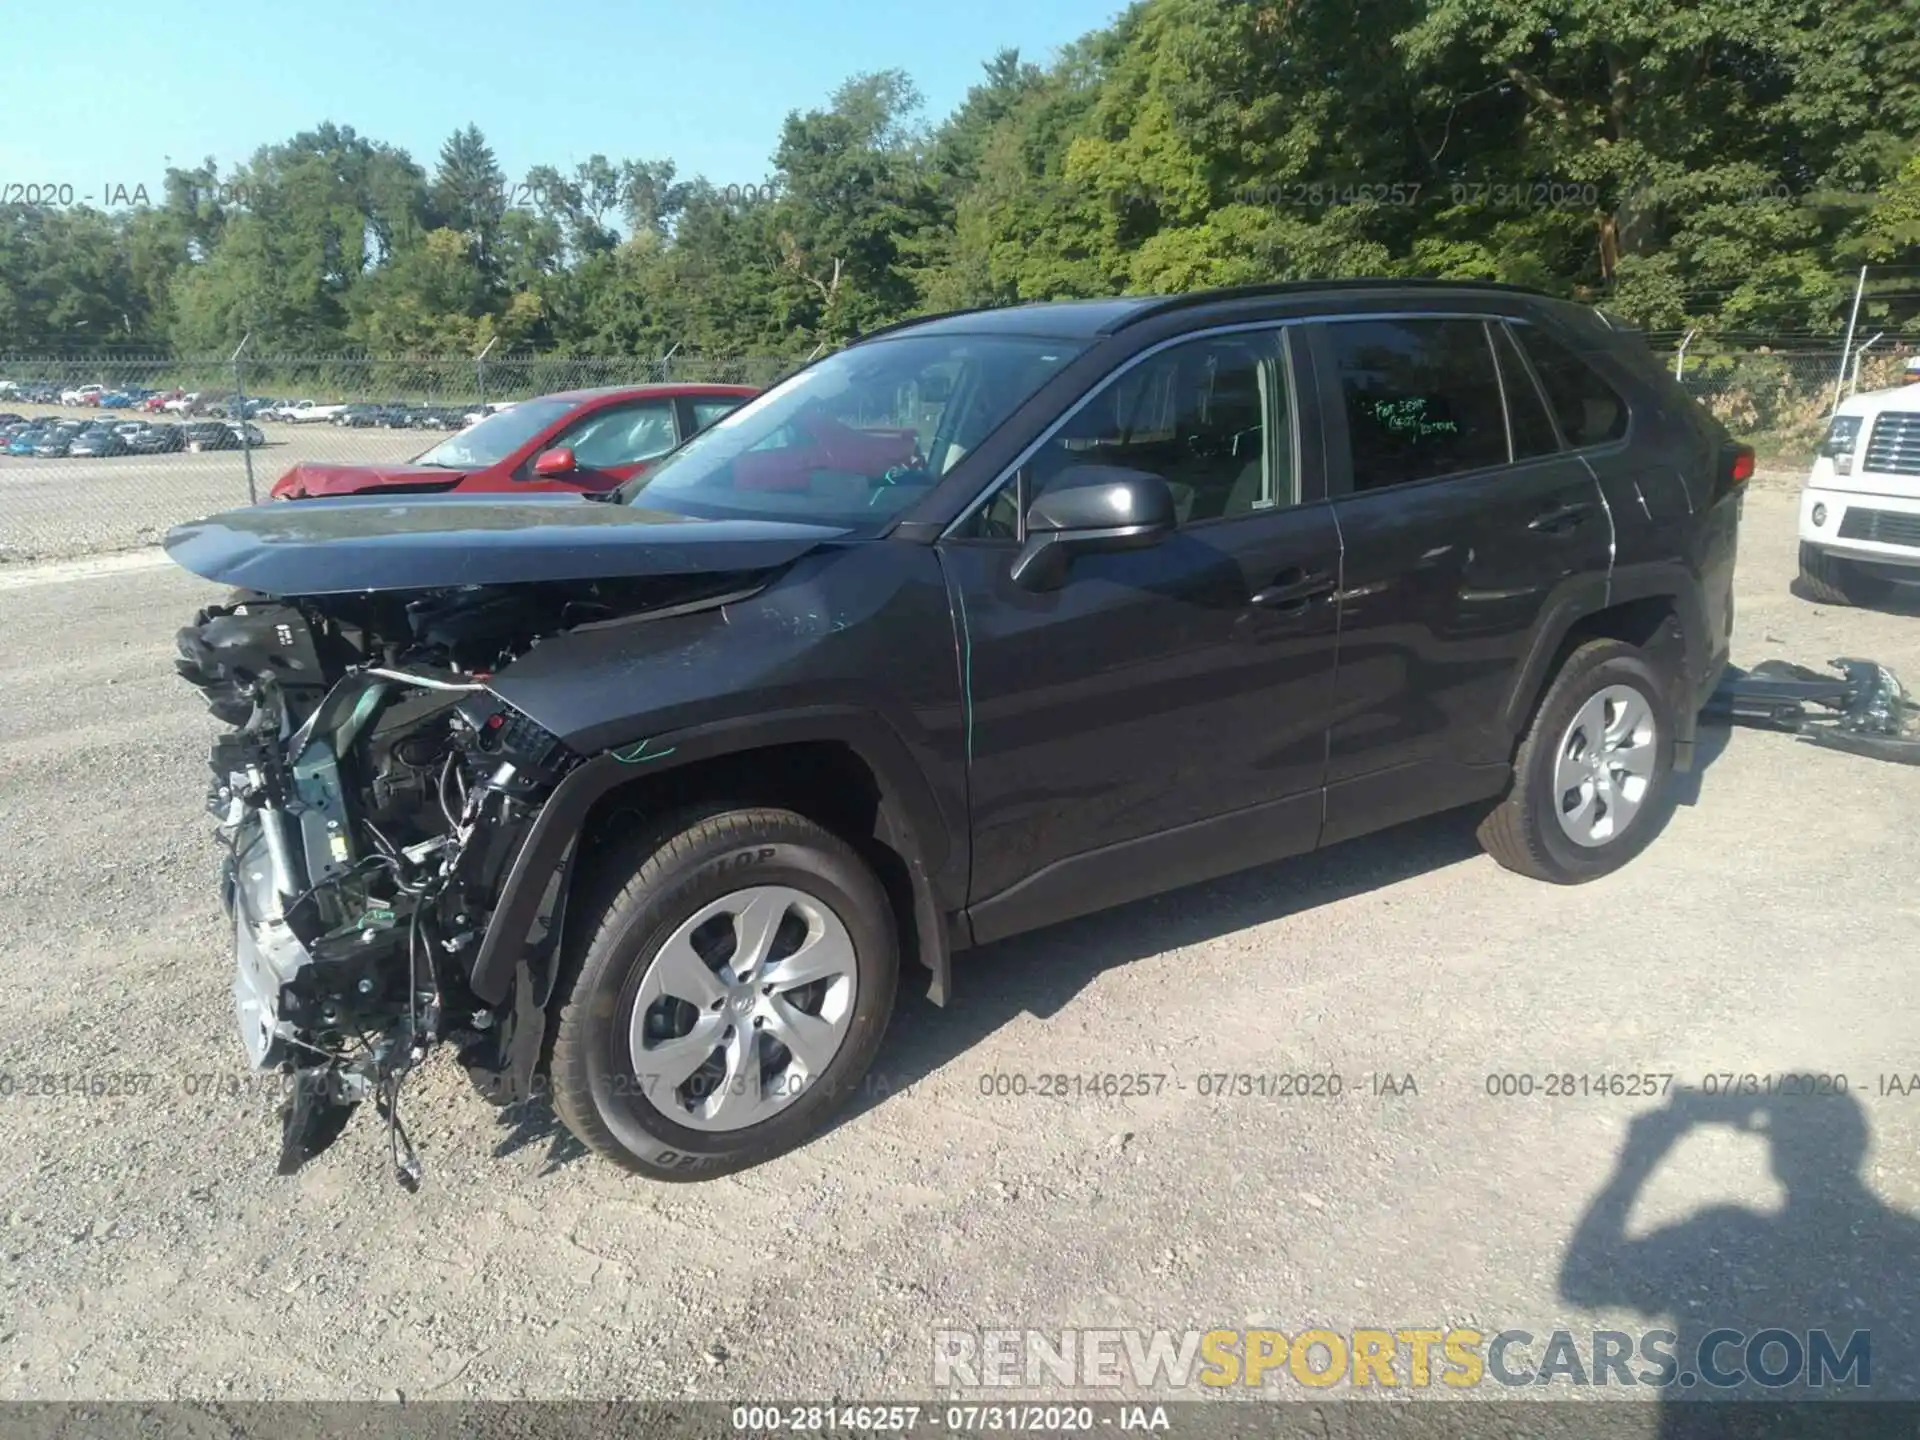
{"left": 1513, "top": 324, "right": 1629, "bottom": 447}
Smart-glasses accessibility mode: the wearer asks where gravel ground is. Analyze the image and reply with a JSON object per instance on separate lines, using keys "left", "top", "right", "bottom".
{"left": 0, "top": 484, "right": 1917, "bottom": 1414}
{"left": 0, "top": 423, "right": 430, "bottom": 561}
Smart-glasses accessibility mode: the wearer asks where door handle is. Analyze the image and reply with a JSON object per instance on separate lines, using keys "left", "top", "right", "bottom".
{"left": 1250, "top": 569, "right": 1337, "bottom": 610}
{"left": 1528, "top": 501, "right": 1595, "bottom": 534}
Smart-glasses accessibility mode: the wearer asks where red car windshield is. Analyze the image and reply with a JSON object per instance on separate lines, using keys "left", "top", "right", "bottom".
{"left": 412, "top": 399, "right": 575, "bottom": 469}
{"left": 619, "top": 335, "right": 1084, "bottom": 526}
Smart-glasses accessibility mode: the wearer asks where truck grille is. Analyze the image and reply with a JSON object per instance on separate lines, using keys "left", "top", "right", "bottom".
{"left": 1837, "top": 508, "right": 1920, "bottom": 547}
{"left": 1863, "top": 412, "right": 1920, "bottom": 477}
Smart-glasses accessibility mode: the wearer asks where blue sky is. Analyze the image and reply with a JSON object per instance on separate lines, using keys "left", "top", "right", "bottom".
{"left": 0, "top": 0, "right": 1123, "bottom": 202}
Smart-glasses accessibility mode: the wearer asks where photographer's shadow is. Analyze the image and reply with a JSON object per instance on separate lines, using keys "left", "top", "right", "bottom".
{"left": 1560, "top": 1085, "right": 1920, "bottom": 1435}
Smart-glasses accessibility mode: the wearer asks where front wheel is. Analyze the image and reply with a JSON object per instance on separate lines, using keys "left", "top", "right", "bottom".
{"left": 547, "top": 806, "right": 898, "bottom": 1180}
{"left": 1478, "top": 639, "right": 1677, "bottom": 883}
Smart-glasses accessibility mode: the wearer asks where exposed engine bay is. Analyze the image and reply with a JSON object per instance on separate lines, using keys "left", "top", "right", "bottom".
{"left": 172, "top": 577, "right": 742, "bottom": 1187}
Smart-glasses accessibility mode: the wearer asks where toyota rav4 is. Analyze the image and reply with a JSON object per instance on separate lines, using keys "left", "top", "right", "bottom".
{"left": 166, "top": 281, "right": 1745, "bottom": 1185}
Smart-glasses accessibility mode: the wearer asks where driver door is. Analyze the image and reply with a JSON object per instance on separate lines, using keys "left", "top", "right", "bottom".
{"left": 937, "top": 326, "right": 1344, "bottom": 943}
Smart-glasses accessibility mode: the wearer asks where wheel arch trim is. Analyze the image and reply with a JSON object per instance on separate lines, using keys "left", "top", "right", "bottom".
{"left": 466, "top": 705, "right": 957, "bottom": 1007}
{"left": 1500, "top": 567, "right": 1706, "bottom": 753}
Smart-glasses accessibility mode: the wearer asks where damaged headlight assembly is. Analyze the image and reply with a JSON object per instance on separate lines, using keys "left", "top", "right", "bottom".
{"left": 177, "top": 590, "right": 582, "bottom": 1189}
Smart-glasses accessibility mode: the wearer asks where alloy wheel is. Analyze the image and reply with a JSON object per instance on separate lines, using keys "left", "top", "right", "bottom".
{"left": 628, "top": 885, "right": 858, "bottom": 1132}
{"left": 1552, "top": 683, "right": 1658, "bottom": 848}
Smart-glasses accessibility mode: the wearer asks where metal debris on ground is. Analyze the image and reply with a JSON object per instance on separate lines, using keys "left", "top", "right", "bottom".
{"left": 1706, "top": 657, "right": 1920, "bottom": 765}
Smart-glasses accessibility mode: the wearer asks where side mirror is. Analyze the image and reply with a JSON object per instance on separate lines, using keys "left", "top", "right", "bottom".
{"left": 532, "top": 446, "right": 577, "bottom": 477}
{"left": 1010, "top": 466, "right": 1177, "bottom": 592}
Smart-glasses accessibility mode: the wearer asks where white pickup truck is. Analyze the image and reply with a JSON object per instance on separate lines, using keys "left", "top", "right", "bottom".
{"left": 1798, "top": 358, "right": 1920, "bottom": 606}
{"left": 277, "top": 399, "right": 350, "bottom": 424}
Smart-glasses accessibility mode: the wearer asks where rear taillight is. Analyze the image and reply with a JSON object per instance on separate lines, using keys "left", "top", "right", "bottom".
{"left": 1707, "top": 442, "right": 1755, "bottom": 505}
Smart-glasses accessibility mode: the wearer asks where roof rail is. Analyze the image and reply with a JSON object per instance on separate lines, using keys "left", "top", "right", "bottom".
{"left": 1108, "top": 277, "right": 1558, "bottom": 330}
{"left": 851, "top": 306, "right": 996, "bottom": 343}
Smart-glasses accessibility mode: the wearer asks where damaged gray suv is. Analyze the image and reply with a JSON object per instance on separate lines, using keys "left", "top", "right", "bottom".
{"left": 168, "top": 281, "right": 1745, "bottom": 1185}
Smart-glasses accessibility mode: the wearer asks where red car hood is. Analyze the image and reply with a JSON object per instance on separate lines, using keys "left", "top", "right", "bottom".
{"left": 270, "top": 461, "right": 467, "bottom": 500}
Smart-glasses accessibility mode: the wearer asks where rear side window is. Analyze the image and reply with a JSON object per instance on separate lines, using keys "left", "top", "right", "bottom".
{"left": 1492, "top": 323, "right": 1562, "bottom": 460}
{"left": 1327, "top": 318, "right": 1509, "bottom": 490}
{"left": 1513, "top": 324, "right": 1629, "bottom": 446}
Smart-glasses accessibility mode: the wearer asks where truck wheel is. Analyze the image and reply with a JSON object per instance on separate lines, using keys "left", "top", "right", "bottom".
{"left": 1795, "top": 543, "right": 1891, "bottom": 608}
{"left": 1478, "top": 639, "right": 1677, "bottom": 884}
{"left": 547, "top": 806, "right": 898, "bottom": 1181}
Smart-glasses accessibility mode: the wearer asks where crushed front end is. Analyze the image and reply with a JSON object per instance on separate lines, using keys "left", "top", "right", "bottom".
{"left": 176, "top": 589, "right": 581, "bottom": 1187}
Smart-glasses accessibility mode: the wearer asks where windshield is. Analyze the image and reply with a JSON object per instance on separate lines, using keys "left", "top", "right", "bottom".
{"left": 617, "top": 334, "right": 1084, "bottom": 524}
{"left": 412, "top": 397, "right": 575, "bottom": 469}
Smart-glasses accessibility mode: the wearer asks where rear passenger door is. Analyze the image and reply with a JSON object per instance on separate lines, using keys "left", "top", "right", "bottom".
{"left": 1307, "top": 314, "right": 1612, "bottom": 844}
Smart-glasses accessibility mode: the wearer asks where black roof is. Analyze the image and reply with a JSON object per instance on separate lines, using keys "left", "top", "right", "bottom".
{"left": 859, "top": 279, "right": 1561, "bottom": 343}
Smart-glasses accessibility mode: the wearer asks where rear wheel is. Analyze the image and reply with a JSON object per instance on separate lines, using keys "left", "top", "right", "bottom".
{"left": 1796, "top": 543, "right": 1892, "bottom": 608}
{"left": 1478, "top": 639, "right": 1677, "bottom": 883}
{"left": 547, "top": 806, "right": 898, "bottom": 1180}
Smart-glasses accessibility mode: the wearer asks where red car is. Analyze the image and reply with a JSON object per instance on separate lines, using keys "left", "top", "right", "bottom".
{"left": 267, "top": 383, "right": 759, "bottom": 500}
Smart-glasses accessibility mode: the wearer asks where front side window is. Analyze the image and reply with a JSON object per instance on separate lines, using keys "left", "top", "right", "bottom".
{"left": 960, "top": 330, "right": 1291, "bottom": 539}
{"left": 412, "top": 397, "right": 576, "bottom": 469}
{"left": 1513, "top": 324, "right": 1629, "bottom": 447}
{"left": 621, "top": 334, "right": 1083, "bottom": 527}
{"left": 1328, "top": 318, "right": 1510, "bottom": 491}
{"left": 551, "top": 401, "right": 678, "bottom": 469}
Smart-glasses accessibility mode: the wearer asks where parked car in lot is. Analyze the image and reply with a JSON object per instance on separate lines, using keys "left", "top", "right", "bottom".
{"left": 280, "top": 399, "right": 349, "bottom": 424}
{"left": 333, "top": 403, "right": 383, "bottom": 428}
{"left": 125, "top": 422, "right": 187, "bottom": 454}
{"left": 227, "top": 420, "right": 266, "bottom": 447}
{"left": 165, "top": 280, "right": 1746, "bottom": 1184}
{"left": 181, "top": 421, "right": 241, "bottom": 452}
{"left": 1798, "top": 368, "right": 1920, "bottom": 606}
{"left": 267, "top": 382, "right": 757, "bottom": 499}
{"left": 60, "top": 384, "right": 105, "bottom": 406}
{"left": 69, "top": 426, "right": 133, "bottom": 457}
{"left": 5, "top": 427, "right": 48, "bottom": 455}
{"left": 31, "top": 430, "right": 78, "bottom": 456}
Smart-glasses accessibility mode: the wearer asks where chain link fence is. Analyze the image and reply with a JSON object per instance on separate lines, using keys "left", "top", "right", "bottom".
{"left": 1665, "top": 345, "right": 1918, "bottom": 468}
{"left": 3, "top": 343, "right": 1916, "bottom": 563}
{"left": 0, "top": 353, "right": 795, "bottom": 561}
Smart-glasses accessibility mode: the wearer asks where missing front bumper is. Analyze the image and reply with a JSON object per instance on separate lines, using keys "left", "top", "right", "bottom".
{"left": 1704, "top": 657, "right": 1920, "bottom": 765}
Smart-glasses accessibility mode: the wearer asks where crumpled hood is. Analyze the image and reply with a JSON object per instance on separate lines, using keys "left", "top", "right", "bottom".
{"left": 270, "top": 461, "right": 465, "bottom": 499}
{"left": 163, "top": 493, "right": 852, "bottom": 596}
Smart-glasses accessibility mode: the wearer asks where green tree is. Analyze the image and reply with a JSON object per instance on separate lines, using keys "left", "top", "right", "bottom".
{"left": 432, "top": 124, "right": 508, "bottom": 275}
